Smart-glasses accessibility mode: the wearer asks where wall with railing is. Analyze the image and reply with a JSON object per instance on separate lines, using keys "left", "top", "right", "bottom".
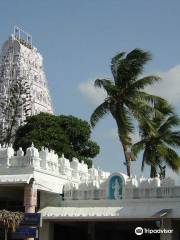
{"left": 64, "top": 172, "right": 179, "bottom": 200}
{"left": 0, "top": 144, "right": 110, "bottom": 183}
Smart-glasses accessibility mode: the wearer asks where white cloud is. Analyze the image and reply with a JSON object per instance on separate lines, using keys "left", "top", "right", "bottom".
{"left": 78, "top": 79, "right": 107, "bottom": 106}
{"left": 147, "top": 64, "right": 180, "bottom": 105}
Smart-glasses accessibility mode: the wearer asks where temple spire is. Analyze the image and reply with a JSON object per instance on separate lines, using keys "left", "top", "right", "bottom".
{"left": 0, "top": 27, "right": 53, "bottom": 132}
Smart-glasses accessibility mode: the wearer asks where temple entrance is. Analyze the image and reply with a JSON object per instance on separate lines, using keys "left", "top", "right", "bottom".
{"left": 53, "top": 220, "right": 160, "bottom": 240}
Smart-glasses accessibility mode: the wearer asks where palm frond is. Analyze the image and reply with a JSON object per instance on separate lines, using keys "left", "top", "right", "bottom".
{"left": 114, "top": 49, "right": 152, "bottom": 87}
{"left": 90, "top": 100, "right": 110, "bottom": 128}
{"left": 157, "top": 145, "right": 180, "bottom": 172}
{"left": 153, "top": 99, "right": 174, "bottom": 115}
{"left": 126, "top": 48, "right": 151, "bottom": 63}
{"left": 163, "top": 131, "right": 180, "bottom": 147}
{"left": 125, "top": 48, "right": 152, "bottom": 77}
{"left": 131, "top": 140, "right": 146, "bottom": 157}
{"left": 111, "top": 52, "right": 126, "bottom": 80}
{"left": 126, "top": 99, "right": 154, "bottom": 127}
{"left": 133, "top": 92, "right": 173, "bottom": 122}
{"left": 131, "top": 75, "right": 161, "bottom": 90}
{"left": 135, "top": 91, "right": 167, "bottom": 106}
{"left": 158, "top": 115, "right": 180, "bottom": 134}
{"left": 94, "top": 79, "right": 113, "bottom": 88}
{"left": 94, "top": 79, "right": 115, "bottom": 95}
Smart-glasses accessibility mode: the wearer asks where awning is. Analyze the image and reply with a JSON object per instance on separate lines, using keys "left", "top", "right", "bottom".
{"left": 39, "top": 206, "right": 176, "bottom": 220}
{"left": 152, "top": 209, "right": 172, "bottom": 218}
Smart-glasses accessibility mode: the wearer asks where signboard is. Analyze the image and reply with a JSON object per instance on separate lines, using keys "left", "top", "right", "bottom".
{"left": 21, "top": 213, "right": 41, "bottom": 227}
{"left": 11, "top": 227, "right": 38, "bottom": 239}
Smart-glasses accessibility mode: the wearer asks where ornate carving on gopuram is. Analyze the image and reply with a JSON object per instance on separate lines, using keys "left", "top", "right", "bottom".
{"left": 0, "top": 26, "right": 53, "bottom": 128}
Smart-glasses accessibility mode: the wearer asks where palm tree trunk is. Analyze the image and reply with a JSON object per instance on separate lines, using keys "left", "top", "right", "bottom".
{"left": 114, "top": 115, "right": 131, "bottom": 177}
{"left": 150, "top": 165, "right": 157, "bottom": 178}
{"left": 122, "top": 143, "right": 131, "bottom": 177}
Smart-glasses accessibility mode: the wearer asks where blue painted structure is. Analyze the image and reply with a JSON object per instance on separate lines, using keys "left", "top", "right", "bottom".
{"left": 108, "top": 175, "right": 125, "bottom": 200}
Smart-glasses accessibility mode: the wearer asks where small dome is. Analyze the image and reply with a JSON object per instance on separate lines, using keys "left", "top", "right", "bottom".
{"left": 88, "top": 166, "right": 98, "bottom": 177}
{"left": 59, "top": 154, "right": 70, "bottom": 168}
{"left": 70, "top": 158, "right": 80, "bottom": 170}
{"left": 26, "top": 143, "right": 39, "bottom": 157}
{"left": 17, "top": 147, "right": 24, "bottom": 157}
{"left": 149, "top": 177, "right": 160, "bottom": 187}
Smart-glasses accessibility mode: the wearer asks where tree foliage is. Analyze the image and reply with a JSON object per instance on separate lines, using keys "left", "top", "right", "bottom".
{"left": 90, "top": 48, "right": 167, "bottom": 177}
{"left": 132, "top": 102, "right": 180, "bottom": 178}
{"left": 14, "top": 113, "right": 100, "bottom": 167}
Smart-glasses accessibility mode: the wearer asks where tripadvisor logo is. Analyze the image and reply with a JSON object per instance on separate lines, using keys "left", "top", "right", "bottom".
{"left": 135, "top": 227, "right": 174, "bottom": 235}
{"left": 135, "top": 227, "right": 143, "bottom": 235}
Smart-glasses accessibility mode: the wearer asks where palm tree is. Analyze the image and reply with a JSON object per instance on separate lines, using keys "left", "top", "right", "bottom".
{"left": 90, "top": 48, "right": 166, "bottom": 177}
{"left": 132, "top": 102, "right": 180, "bottom": 178}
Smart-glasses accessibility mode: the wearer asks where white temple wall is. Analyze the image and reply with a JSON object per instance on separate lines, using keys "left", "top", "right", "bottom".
{"left": 0, "top": 145, "right": 179, "bottom": 205}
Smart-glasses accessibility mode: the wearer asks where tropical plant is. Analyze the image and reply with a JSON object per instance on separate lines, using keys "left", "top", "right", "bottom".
{"left": 0, "top": 209, "right": 24, "bottom": 239}
{"left": 132, "top": 102, "right": 180, "bottom": 178}
{"left": 90, "top": 48, "right": 167, "bottom": 177}
{"left": 14, "top": 113, "right": 100, "bottom": 167}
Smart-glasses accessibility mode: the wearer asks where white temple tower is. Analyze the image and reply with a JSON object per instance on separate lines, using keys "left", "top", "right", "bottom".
{"left": 0, "top": 26, "right": 53, "bottom": 128}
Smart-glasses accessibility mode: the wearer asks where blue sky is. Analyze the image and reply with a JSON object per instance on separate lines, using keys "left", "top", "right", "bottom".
{"left": 1, "top": 0, "right": 180, "bottom": 179}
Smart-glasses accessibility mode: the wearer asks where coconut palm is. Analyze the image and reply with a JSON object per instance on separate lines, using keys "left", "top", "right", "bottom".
{"left": 132, "top": 103, "right": 180, "bottom": 178}
{"left": 90, "top": 48, "right": 166, "bottom": 177}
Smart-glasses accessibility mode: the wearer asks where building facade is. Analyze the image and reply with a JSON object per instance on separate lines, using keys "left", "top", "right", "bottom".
{"left": 0, "top": 144, "right": 179, "bottom": 240}
{"left": 0, "top": 28, "right": 179, "bottom": 240}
